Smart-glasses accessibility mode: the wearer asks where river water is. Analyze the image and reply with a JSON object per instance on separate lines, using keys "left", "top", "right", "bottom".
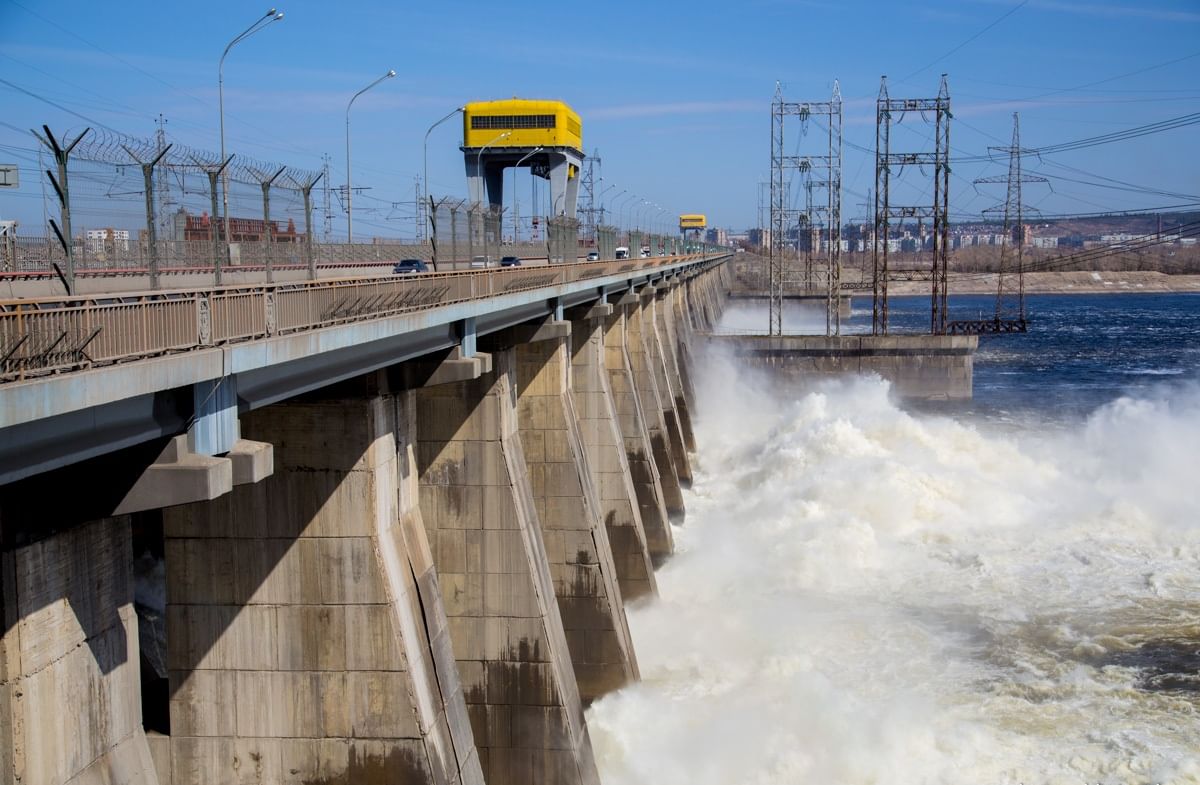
{"left": 587, "top": 293, "right": 1200, "bottom": 785}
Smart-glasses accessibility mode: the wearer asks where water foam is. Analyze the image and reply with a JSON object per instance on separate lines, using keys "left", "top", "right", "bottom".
{"left": 587, "top": 353, "right": 1200, "bottom": 784}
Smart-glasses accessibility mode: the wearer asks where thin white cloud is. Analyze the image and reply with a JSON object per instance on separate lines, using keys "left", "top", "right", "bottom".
{"left": 587, "top": 100, "right": 762, "bottom": 120}
{"left": 971, "top": 0, "right": 1200, "bottom": 22}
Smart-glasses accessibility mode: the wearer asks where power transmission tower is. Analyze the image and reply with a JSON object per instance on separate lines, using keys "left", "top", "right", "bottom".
{"left": 154, "top": 114, "right": 175, "bottom": 238}
{"left": 769, "top": 81, "right": 843, "bottom": 336}
{"left": 321, "top": 154, "right": 332, "bottom": 242}
{"left": 579, "top": 148, "right": 601, "bottom": 239}
{"left": 872, "top": 74, "right": 951, "bottom": 335}
{"left": 949, "top": 113, "right": 1045, "bottom": 334}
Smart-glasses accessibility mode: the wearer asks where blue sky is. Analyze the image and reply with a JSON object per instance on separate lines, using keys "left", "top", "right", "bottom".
{"left": 1, "top": 0, "right": 1197, "bottom": 237}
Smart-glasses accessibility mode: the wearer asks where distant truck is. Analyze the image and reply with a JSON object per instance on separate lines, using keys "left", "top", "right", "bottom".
{"left": 614, "top": 246, "right": 630, "bottom": 260}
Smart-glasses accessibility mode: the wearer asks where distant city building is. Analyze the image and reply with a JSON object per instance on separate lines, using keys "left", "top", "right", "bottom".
{"left": 748, "top": 228, "right": 771, "bottom": 249}
{"left": 172, "top": 207, "right": 300, "bottom": 243}
{"left": 705, "top": 227, "right": 728, "bottom": 246}
{"left": 85, "top": 228, "right": 130, "bottom": 252}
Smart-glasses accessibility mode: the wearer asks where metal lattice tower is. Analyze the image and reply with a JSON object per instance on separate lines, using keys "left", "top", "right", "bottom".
{"left": 154, "top": 115, "right": 175, "bottom": 238}
{"left": 872, "top": 74, "right": 951, "bottom": 335}
{"left": 769, "top": 81, "right": 843, "bottom": 336}
{"left": 769, "top": 84, "right": 786, "bottom": 336}
{"left": 949, "top": 113, "right": 1045, "bottom": 334}
{"left": 579, "top": 149, "right": 601, "bottom": 238}
{"left": 321, "top": 154, "right": 332, "bottom": 242}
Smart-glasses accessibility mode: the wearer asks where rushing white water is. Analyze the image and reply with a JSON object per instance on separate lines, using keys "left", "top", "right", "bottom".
{"left": 588, "top": 351, "right": 1200, "bottom": 785}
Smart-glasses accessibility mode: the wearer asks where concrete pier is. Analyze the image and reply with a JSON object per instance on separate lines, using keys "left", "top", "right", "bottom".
{"left": 509, "top": 327, "right": 638, "bottom": 703}
{"left": 645, "top": 292, "right": 692, "bottom": 487}
{"left": 415, "top": 349, "right": 600, "bottom": 785}
{"left": 603, "top": 305, "right": 675, "bottom": 565}
{"left": 569, "top": 309, "right": 658, "bottom": 604}
{"left": 623, "top": 295, "right": 685, "bottom": 522}
{"left": 161, "top": 393, "right": 484, "bottom": 784}
{"left": 705, "top": 334, "right": 978, "bottom": 399}
{"left": 0, "top": 517, "right": 158, "bottom": 785}
{"left": 660, "top": 281, "right": 697, "bottom": 454}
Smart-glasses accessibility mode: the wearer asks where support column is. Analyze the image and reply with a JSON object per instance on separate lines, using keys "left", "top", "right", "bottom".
{"left": 624, "top": 294, "right": 685, "bottom": 522}
{"left": 570, "top": 308, "right": 657, "bottom": 603}
{"left": 665, "top": 281, "right": 698, "bottom": 452}
{"left": 162, "top": 393, "right": 484, "bottom": 785}
{"left": 415, "top": 349, "right": 600, "bottom": 785}
{"left": 509, "top": 326, "right": 638, "bottom": 703}
{"left": 602, "top": 305, "right": 674, "bottom": 564}
{"left": 0, "top": 517, "right": 159, "bottom": 785}
{"left": 645, "top": 290, "right": 692, "bottom": 486}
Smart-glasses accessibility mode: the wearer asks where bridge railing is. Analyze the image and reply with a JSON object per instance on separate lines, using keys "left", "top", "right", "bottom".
{"left": 0, "top": 253, "right": 723, "bottom": 382}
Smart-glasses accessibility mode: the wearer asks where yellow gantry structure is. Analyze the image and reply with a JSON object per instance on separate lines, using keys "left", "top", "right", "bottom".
{"left": 679, "top": 214, "right": 707, "bottom": 231}
{"left": 461, "top": 98, "right": 586, "bottom": 219}
{"left": 462, "top": 99, "right": 583, "bottom": 153}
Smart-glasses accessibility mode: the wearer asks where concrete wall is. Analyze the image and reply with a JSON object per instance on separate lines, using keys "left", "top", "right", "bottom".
{"left": 569, "top": 312, "right": 657, "bottom": 604}
{"left": 0, "top": 518, "right": 159, "bottom": 785}
{"left": 0, "top": 259, "right": 732, "bottom": 785}
{"left": 415, "top": 349, "right": 600, "bottom": 785}
{"left": 511, "top": 331, "right": 638, "bottom": 703}
{"left": 704, "top": 334, "right": 977, "bottom": 400}
{"left": 161, "top": 392, "right": 484, "bottom": 784}
{"left": 602, "top": 307, "right": 674, "bottom": 565}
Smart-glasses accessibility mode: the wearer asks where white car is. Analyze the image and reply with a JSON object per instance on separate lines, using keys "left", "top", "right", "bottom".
{"left": 586, "top": 251, "right": 600, "bottom": 261}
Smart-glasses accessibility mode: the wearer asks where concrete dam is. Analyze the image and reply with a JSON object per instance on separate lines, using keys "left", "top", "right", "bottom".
{"left": 0, "top": 250, "right": 979, "bottom": 784}
{"left": 0, "top": 256, "right": 731, "bottom": 785}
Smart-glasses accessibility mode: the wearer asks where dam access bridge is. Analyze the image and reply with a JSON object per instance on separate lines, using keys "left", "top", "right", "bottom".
{"left": 0, "top": 252, "right": 731, "bottom": 785}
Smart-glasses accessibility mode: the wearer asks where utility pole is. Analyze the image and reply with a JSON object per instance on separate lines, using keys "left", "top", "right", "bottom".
{"left": 950, "top": 112, "right": 1046, "bottom": 334}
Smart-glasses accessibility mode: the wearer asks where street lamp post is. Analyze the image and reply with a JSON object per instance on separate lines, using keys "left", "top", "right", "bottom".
{"left": 512, "top": 146, "right": 543, "bottom": 242}
{"left": 598, "top": 184, "right": 617, "bottom": 225}
{"left": 219, "top": 8, "right": 283, "bottom": 270}
{"left": 472, "top": 132, "right": 511, "bottom": 266}
{"left": 345, "top": 69, "right": 395, "bottom": 244}
{"left": 423, "top": 106, "right": 464, "bottom": 242}
{"left": 613, "top": 192, "right": 636, "bottom": 233}
{"left": 475, "top": 131, "right": 512, "bottom": 203}
{"left": 620, "top": 195, "right": 641, "bottom": 234}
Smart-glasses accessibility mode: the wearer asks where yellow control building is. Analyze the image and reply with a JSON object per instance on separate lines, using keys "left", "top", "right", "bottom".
{"left": 461, "top": 99, "right": 585, "bottom": 219}
{"left": 463, "top": 99, "right": 583, "bottom": 151}
{"left": 679, "top": 214, "right": 707, "bottom": 231}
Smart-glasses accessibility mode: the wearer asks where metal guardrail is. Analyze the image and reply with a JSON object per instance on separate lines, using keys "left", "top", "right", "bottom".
{"left": 0, "top": 254, "right": 719, "bottom": 383}
{"left": 1, "top": 236, "right": 561, "bottom": 276}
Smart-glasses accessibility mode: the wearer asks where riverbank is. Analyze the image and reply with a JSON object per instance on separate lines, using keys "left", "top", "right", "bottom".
{"left": 888, "top": 270, "right": 1200, "bottom": 295}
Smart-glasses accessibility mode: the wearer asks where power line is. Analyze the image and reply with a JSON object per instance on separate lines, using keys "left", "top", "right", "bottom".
{"left": 899, "top": 0, "right": 1029, "bottom": 83}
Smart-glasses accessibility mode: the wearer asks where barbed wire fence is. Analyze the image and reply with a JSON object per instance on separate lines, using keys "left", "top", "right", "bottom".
{"left": 5, "top": 125, "right": 713, "bottom": 291}
{"left": 5, "top": 125, "right": 435, "bottom": 289}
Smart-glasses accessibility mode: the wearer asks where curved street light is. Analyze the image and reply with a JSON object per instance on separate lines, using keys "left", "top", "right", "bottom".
{"left": 423, "top": 106, "right": 464, "bottom": 242}
{"left": 474, "top": 131, "right": 512, "bottom": 206}
{"left": 346, "top": 69, "right": 396, "bottom": 243}
{"left": 598, "top": 184, "right": 617, "bottom": 225}
{"left": 614, "top": 192, "right": 637, "bottom": 232}
{"left": 218, "top": 7, "right": 284, "bottom": 266}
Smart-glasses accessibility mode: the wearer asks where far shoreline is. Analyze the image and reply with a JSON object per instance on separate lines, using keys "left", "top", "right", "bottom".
{"left": 885, "top": 270, "right": 1200, "bottom": 297}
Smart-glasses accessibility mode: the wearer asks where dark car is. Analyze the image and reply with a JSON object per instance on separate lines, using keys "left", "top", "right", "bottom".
{"left": 393, "top": 259, "right": 428, "bottom": 274}
{"left": 500, "top": 256, "right": 522, "bottom": 267}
